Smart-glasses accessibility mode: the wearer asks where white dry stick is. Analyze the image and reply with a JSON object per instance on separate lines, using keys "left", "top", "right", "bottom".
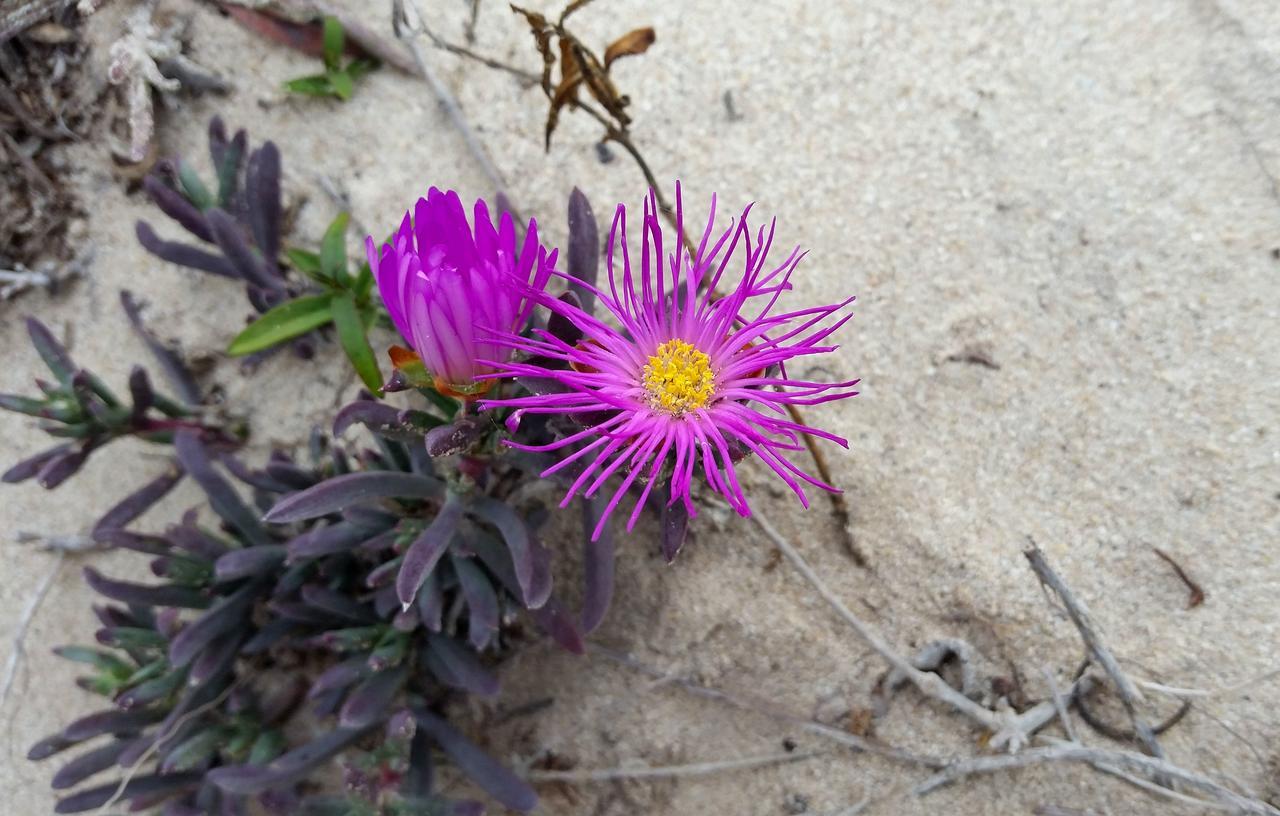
{"left": 593, "top": 646, "right": 944, "bottom": 768}
{"left": 0, "top": 551, "right": 65, "bottom": 712}
{"left": 525, "top": 750, "right": 823, "bottom": 782}
{"left": 392, "top": 0, "right": 517, "bottom": 218}
{"left": 1137, "top": 668, "right": 1280, "bottom": 701}
{"left": 913, "top": 743, "right": 1280, "bottom": 815}
{"left": 751, "top": 512, "right": 1047, "bottom": 747}
{"left": 1023, "top": 541, "right": 1164, "bottom": 759}
{"left": 1042, "top": 666, "right": 1079, "bottom": 743}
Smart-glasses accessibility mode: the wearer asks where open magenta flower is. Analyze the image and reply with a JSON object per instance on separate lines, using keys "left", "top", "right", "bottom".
{"left": 366, "top": 188, "right": 556, "bottom": 397}
{"left": 483, "top": 186, "right": 859, "bottom": 539}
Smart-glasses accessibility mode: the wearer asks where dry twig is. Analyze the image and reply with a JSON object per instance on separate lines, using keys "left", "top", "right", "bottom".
{"left": 0, "top": 551, "right": 64, "bottom": 712}
{"left": 915, "top": 742, "right": 1279, "bottom": 815}
{"left": 1024, "top": 539, "right": 1165, "bottom": 758}
{"left": 525, "top": 749, "right": 822, "bottom": 782}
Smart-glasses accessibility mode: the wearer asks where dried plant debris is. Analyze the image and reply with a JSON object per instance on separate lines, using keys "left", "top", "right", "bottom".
{"left": 0, "top": 3, "right": 93, "bottom": 285}
{"left": 509, "top": 3, "right": 655, "bottom": 149}
{"left": 105, "top": 0, "right": 227, "bottom": 166}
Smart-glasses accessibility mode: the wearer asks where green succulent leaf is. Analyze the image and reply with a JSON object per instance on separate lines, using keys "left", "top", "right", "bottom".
{"left": 332, "top": 294, "right": 382, "bottom": 392}
{"left": 321, "top": 212, "right": 351, "bottom": 286}
{"left": 227, "top": 294, "right": 333, "bottom": 356}
{"left": 322, "top": 16, "right": 344, "bottom": 72}
{"left": 329, "top": 70, "right": 354, "bottom": 101}
{"left": 177, "top": 160, "right": 213, "bottom": 210}
{"left": 283, "top": 74, "right": 336, "bottom": 97}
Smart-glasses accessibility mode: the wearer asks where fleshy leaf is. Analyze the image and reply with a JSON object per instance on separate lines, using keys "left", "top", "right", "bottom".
{"left": 227, "top": 294, "right": 333, "bottom": 356}
{"left": 331, "top": 294, "right": 382, "bottom": 391}
{"left": 264, "top": 471, "right": 443, "bottom": 523}
{"left": 396, "top": 492, "right": 463, "bottom": 608}
{"left": 411, "top": 710, "right": 536, "bottom": 812}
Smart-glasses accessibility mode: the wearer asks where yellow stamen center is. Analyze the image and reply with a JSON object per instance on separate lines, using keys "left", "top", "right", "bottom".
{"left": 642, "top": 339, "right": 715, "bottom": 415}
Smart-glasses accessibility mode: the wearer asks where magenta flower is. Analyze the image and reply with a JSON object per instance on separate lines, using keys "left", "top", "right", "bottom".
{"left": 483, "top": 186, "right": 859, "bottom": 539}
{"left": 366, "top": 188, "right": 556, "bottom": 397}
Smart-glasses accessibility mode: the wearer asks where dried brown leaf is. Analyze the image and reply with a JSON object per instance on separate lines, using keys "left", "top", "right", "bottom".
{"left": 573, "top": 40, "right": 629, "bottom": 127}
{"left": 545, "top": 38, "right": 583, "bottom": 148}
{"left": 510, "top": 4, "right": 555, "bottom": 94}
{"left": 603, "top": 27, "right": 655, "bottom": 70}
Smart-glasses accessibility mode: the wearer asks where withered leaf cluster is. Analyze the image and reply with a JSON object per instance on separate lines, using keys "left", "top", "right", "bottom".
{"left": 510, "top": 3, "right": 655, "bottom": 149}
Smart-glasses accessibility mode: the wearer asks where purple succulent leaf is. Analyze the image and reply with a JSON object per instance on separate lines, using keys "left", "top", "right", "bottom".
{"left": 424, "top": 417, "right": 485, "bottom": 457}
{"left": 121, "top": 291, "right": 203, "bottom": 407}
{"left": 143, "top": 175, "right": 214, "bottom": 242}
{"left": 341, "top": 505, "right": 398, "bottom": 533}
{"left": 451, "top": 556, "right": 498, "bottom": 650}
{"left": 84, "top": 567, "right": 210, "bottom": 609}
{"left": 307, "top": 657, "right": 371, "bottom": 700}
{"left": 262, "top": 460, "right": 318, "bottom": 490}
{"left": 27, "top": 733, "right": 74, "bottom": 761}
{"left": 525, "top": 534, "right": 553, "bottom": 611}
{"left": 373, "top": 585, "right": 400, "bottom": 619}
{"left": 285, "top": 522, "right": 372, "bottom": 561}
{"left": 567, "top": 187, "right": 599, "bottom": 314}
{"left": 214, "top": 545, "right": 286, "bottom": 581}
{"left": 387, "top": 707, "right": 416, "bottom": 742}
{"left": 404, "top": 728, "right": 434, "bottom": 798}
{"left": 127, "top": 366, "right": 155, "bottom": 421}
{"left": 466, "top": 497, "right": 534, "bottom": 606}
{"left": 93, "top": 463, "right": 184, "bottom": 540}
{"left": 580, "top": 495, "right": 615, "bottom": 634}
{"left": 189, "top": 629, "right": 246, "bottom": 687}
{"left": 25, "top": 316, "right": 76, "bottom": 383}
{"left": 332, "top": 400, "right": 401, "bottom": 438}
{"left": 242, "top": 619, "right": 296, "bottom": 655}
{"left": 50, "top": 738, "right": 130, "bottom": 790}
{"left": 423, "top": 634, "right": 498, "bottom": 697}
{"left": 205, "top": 209, "right": 278, "bottom": 291}
{"left": 175, "top": 431, "right": 272, "bottom": 546}
{"left": 116, "top": 667, "right": 188, "bottom": 709}
{"left": 411, "top": 709, "right": 537, "bottom": 812}
{"left": 169, "top": 578, "right": 260, "bottom": 667}
{"left": 219, "top": 454, "right": 291, "bottom": 493}
{"left": 263, "top": 472, "right": 443, "bottom": 523}
{"left": 299, "top": 584, "right": 378, "bottom": 624}
{"left": 338, "top": 664, "right": 409, "bottom": 729}
{"left": 3, "top": 442, "right": 73, "bottom": 484}
{"left": 545, "top": 290, "right": 585, "bottom": 346}
{"left": 415, "top": 568, "right": 444, "bottom": 631}
{"left": 36, "top": 445, "right": 91, "bottom": 489}
{"left": 531, "top": 597, "right": 585, "bottom": 654}
{"left": 208, "top": 117, "right": 228, "bottom": 168}
{"left": 53, "top": 772, "right": 203, "bottom": 814}
{"left": 660, "top": 496, "right": 690, "bottom": 563}
{"left": 396, "top": 492, "right": 464, "bottom": 608}
{"left": 208, "top": 727, "right": 369, "bottom": 795}
{"left": 136, "top": 221, "right": 239, "bottom": 278}
{"left": 245, "top": 143, "right": 281, "bottom": 263}
{"left": 168, "top": 518, "right": 231, "bottom": 560}
{"left": 60, "top": 707, "right": 167, "bottom": 744}
{"left": 95, "top": 530, "right": 171, "bottom": 556}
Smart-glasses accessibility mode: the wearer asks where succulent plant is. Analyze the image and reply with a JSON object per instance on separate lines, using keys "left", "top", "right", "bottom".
{"left": 29, "top": 421, "right": 555, "bottom": 813}
{"left": 1, "top": 296, "right": 236, "bottom": 535}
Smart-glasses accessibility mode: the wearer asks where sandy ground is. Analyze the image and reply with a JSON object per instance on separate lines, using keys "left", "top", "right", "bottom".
{"left": 3, "top": 0, "right": 1279, "bottom": 814}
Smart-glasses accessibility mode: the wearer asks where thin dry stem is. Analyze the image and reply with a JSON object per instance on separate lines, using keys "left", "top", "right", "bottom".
{"left": 916, "top": 741, "right": 1279, "bottom": 815}
{"left": 525, "top": 749, "right": 822, "bottom": 782}
{"left": 592, "top": 646, "right": 943, "bottom": 768}
{"left": 393, "top": 0, "right": 518, "bottom": 220}
{"left": 1024, "top": 540, "right": 1164, "bottom": 758}
{"left": 94, "top": 682, "right": 239, "bottom": 815}
{"left": 0, "top": 552, "right": 64, "bottom": 712}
